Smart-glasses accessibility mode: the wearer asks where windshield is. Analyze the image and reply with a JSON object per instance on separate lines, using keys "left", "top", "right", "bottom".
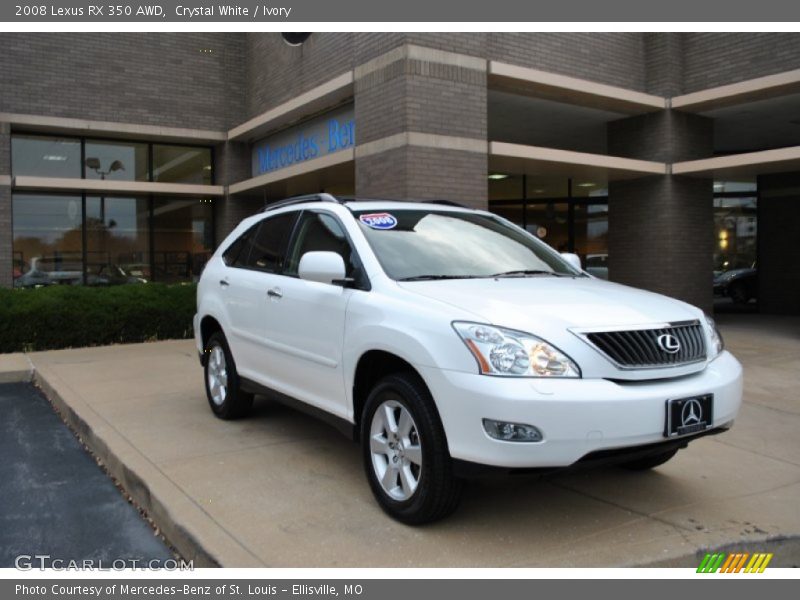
{"left": 353, "top": 209, "right": 583, "bottom": 281}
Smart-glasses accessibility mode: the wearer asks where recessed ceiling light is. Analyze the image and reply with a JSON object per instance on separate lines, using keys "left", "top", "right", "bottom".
{"left": 487, "top": 173, "right": 509, "bottom": 180}
{"left": 532, "top": 189, "right": 545, "bottom": 194}
{"left": 576, "top": 182, "right": 596, "bottom": 188}
{"left": 43, "top": 155, "right": 67, "bottom": 161}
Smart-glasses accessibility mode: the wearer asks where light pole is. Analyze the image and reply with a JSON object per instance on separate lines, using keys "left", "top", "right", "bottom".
{"left": 85, "top": 158, "right": 124, "bottom": 222}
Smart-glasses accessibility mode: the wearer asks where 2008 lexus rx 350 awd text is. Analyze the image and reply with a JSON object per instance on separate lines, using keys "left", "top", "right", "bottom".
{"left": 194, "top": 194, "right": 743, "bottom": 524}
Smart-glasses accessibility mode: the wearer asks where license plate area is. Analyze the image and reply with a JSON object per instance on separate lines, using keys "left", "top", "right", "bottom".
{"left": 665, "top": 394, "right": 713, "bottom": 438}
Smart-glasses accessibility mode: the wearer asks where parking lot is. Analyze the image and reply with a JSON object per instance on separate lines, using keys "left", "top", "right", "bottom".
{"left": 2, "top": 314, "right": 798, "bottom": 567}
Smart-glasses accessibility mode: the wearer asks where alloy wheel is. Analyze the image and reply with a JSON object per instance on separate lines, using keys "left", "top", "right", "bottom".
{"left": 369, "top": 399, "right": 423, "bottom": 501}
{"left": 207, "top": 344, "right": 228, "bottom": 406}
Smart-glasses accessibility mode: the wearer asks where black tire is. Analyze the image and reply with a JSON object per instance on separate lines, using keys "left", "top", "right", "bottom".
{"left": 729, "top": 281, "right": 750, "bottom": 305}
{"left": 361, "top": 373, "right": 462, "bottom": 525}
{"left": 204, "top": 331, "right": 254, "bottom": 420}
{"left": 620, "top": 447, "right": 679, "bottom": 471}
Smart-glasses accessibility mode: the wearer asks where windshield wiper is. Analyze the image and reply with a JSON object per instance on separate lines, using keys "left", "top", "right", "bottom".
{"left": 491, "top": 269, "right": 567, "bottom": 278}
{"left": 397, "top": 274, "right": 482, "bottom": 282}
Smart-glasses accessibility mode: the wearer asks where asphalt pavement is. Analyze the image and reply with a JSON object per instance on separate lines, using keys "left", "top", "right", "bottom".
{"left": 0, "top": 382, "right": 172, "bottom": 568}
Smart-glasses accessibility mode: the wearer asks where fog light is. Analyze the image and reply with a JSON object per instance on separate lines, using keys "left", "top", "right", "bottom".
{"left": 482, "top": 419, "right": 543, "bottom": 442}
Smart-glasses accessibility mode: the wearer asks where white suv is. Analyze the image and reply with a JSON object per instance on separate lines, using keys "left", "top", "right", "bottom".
{"left": 194, "top": 194, "right": 743, "bottom": 523}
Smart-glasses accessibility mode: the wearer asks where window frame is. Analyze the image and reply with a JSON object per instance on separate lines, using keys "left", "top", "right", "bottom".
{"left": 284, "top": 209, "right": 371, "bottom": 290}
{"left": 11, "top": 131, "right": 215, "bottom": 185}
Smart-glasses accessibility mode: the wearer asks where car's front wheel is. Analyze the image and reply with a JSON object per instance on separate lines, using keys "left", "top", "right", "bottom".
{"left": 361, "top": 373, "right": 462, "bottom": 524}
{"left": 204, "top": 331, "right": 253, "bottom": 420}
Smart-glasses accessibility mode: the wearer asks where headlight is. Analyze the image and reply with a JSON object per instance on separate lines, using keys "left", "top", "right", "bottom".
{"left": 705, "top": 314, "right": 724, "bottom": 359}
{"left": 453, "top": 322, "right": 581, "bottom": 378}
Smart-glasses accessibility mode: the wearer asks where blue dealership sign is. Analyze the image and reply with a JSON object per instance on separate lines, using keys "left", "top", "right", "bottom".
{"left": 251, "top": 104, "right": 355, "bottom": 177}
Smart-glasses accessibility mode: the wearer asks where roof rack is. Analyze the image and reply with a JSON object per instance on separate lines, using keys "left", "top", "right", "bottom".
{"left": 261, "top": 193, "right": 342, "bottom": 212}
{"left": 423, "top": 199, "right": 470, "bottom": 209}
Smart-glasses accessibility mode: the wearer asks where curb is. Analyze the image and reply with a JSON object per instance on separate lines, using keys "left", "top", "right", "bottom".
{"left": 29, "top": 362, "right": 265, "bottom": 568}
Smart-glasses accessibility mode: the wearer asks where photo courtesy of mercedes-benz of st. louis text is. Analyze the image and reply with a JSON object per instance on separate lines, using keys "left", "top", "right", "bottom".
{"left": 194, "top": 194, "right": 742, "bottom": 524}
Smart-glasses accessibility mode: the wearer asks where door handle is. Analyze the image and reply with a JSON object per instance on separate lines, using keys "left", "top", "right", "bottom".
{"left": 219, "top": 279, "right": 229, "bottom": 287}
{"left": 267, "top": 288, "right": 283, "bottom": 299}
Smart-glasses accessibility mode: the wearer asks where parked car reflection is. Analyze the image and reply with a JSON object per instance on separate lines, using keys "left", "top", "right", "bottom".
{"left": 714, "top": 263, "right": 757, "bottom": 304}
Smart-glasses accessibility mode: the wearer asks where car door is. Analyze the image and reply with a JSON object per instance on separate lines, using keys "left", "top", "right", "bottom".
{"left": 219, "top": 211, "right": 298, "bottom": 377}
{"left": 259, "top": 209, "right": 363, "bottom": 419}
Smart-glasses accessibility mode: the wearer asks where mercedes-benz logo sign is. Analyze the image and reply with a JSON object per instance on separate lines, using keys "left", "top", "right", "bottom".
{"left": 657, "top": 333, "right": 681, "bottom": 354}
{"left": 681, "top": 399, "right": 703, "bottom": 427}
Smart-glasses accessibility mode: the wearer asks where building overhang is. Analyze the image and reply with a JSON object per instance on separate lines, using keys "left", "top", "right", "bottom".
{"left": 672, "top": 146, "right": 800, "bottom": 179}
{"left": 489, "top": 142, "right": 667, "bottom": 181}
{"left": 671, "top": 69, "right": 800, "bottom": 113}
{"left": 488, "top": 61, "right": 666, "bottom": 115}
{"left": 228, "top": 72, "right": 354, "bottom": 143}
{"left": 0, "top": 112, "right": 226, "bottom": 144}
{"left": 11, "top": 176, "right": 224, "bottom": 197}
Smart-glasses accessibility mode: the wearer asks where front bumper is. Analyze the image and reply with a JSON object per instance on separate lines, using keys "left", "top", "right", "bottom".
{"left": 419, "top": 350, "right": 743, "bottom": 468}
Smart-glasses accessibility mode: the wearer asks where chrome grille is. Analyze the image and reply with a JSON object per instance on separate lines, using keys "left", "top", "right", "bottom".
{"left": 584, "top": 321, "right": 706, "bottom": 368}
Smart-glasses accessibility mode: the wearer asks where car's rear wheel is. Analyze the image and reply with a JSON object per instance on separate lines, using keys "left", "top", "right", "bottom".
{"left": 361, "top": 373, "right": 462, "bottom": 524}
{"left": 204, "top": 331, "right": 253, "bottom": 419}
{"left": 620, "top": 447, "right": 679, "bottom": 471}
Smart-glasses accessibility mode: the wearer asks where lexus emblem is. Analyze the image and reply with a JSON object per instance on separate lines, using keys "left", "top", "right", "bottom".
{"left": 657, "top": 333, "right": 681, "bottom": 354}
{"left": 681, "top": 399, "right": 703, "bottom": 427}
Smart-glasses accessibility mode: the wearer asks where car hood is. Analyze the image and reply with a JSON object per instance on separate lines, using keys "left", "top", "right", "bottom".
{"left": 397, "top": 276, "right": 701, "bottom": 332}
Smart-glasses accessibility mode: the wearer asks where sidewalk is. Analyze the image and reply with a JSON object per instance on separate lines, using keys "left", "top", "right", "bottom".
{"left": 2, "top": 316, "right": 799, "bottom": 567}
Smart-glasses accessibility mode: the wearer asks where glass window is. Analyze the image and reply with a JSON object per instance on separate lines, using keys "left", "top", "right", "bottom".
{"left": 84, "top": 140, "right": 149, "bottom": 182}
{"left": 11, "top": 135, "right": 81, "bottom": 178}
{"left": 285, "top": 211, "right": 356, "bottom": 277}
{"left": 12, "top": 194, "right": 84, "bottom": 287}
{"left": 714, "top": 196, "right": 757, "bottom": 273}
{"left": 353, "top": 209, "right": 581, "bottom": 281}
{"left": 222, "top": 225, "right": 258, "bottom": 268}
{"left": 525, "top": 202, "right": 570, "bottom": 251}
{"left": 574, "top": 203, "right": 609, "bottom": 279}
{"left": 488, "top": 174, "right": 524, "bottom": 201}
{"left": 491, "top": 203, "right": 525, "bottom": 228}
{"left": 152, "top": 197, "right": 215, "bottom": 283}
{"left": 244, "top": 212, "right": 297, "bottom": 273}
{"left": 85, "top": 196, "right": 150, "bottom": 285}
{"left": 152, "top": 145, "right": 212, "bottom": 185}
{"left": 527, "top": 176, "right": 568, "bottom": 199}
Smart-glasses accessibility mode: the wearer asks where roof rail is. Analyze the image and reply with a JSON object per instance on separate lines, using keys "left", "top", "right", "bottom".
{"left": 423, "top": 199, "right": 470, "bottom": 209}
{"left": 261, "top": 193, "right": 341, "bottom": 212}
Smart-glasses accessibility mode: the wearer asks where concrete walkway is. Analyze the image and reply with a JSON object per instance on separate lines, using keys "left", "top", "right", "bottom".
{"left": 2, "top": 316, "right": 799, "bottom": 567}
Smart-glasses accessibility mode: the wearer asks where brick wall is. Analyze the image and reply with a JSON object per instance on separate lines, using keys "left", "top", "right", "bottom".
{"left": 356, "top": 147, "right": 487, "bottom": 208}
{"left": 609, "top": 176, "right": 714, "bottom": 312}
{"left": 644, "top": 33, "right": 684, "bottom": 97}
{"left": 354, "top": 42, "right": 488, "bottom": 206}
{"left": 683, "top": 33, "right": 800, "bottom": 93}
{"left": 246, "top": 33, "right": 355, "bottom": 119}
{"left": 0, "top": 33, "right": 245, "bottom": 130}
{"left": 488, "top": 33, "right": 647, "bottom": 91}
{"left": 757, "top": 173, "right": 800, "bottom": 315}
{"left": 607, "top": 110, "right": 715, "bottom": 312}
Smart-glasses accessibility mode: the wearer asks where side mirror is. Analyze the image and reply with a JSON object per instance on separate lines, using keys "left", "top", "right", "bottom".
{"left": 298, "top": 251, "right": 346, "bottom": 285}
{"left": 560, "top": 252, "right": 582, "bottom": 271}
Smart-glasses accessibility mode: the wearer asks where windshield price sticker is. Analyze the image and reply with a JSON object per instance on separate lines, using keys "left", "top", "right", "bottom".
{"left": 359, "top": 213, "right": 398, "bottom": 230}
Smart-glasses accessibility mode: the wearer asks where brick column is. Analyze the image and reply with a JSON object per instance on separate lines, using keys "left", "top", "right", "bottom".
{"left": 0, "top": 122, "right": 11, "bottom": 288}
{"left": 756, "top": 172, "right": 800, "bottom": 315}
{"left": 213, "top": 140, "right": 262, "bottom": 245}
{"left": 354, "top": 43, "right": 488, "bottom": 208}
{"left": 607, "top": 111, "right": 715, "bottom": 312}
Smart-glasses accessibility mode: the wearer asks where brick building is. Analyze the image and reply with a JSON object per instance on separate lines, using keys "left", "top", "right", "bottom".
{"left": 1, "top": 33, "right": 798, "bottom": 313}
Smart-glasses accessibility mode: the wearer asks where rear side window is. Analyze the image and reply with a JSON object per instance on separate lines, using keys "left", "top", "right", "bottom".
{"left": 244, "top": 211, "right": 297, "bottom": 273}
{"left": 222, "top": 224, "right": 257, "bottom": 267}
